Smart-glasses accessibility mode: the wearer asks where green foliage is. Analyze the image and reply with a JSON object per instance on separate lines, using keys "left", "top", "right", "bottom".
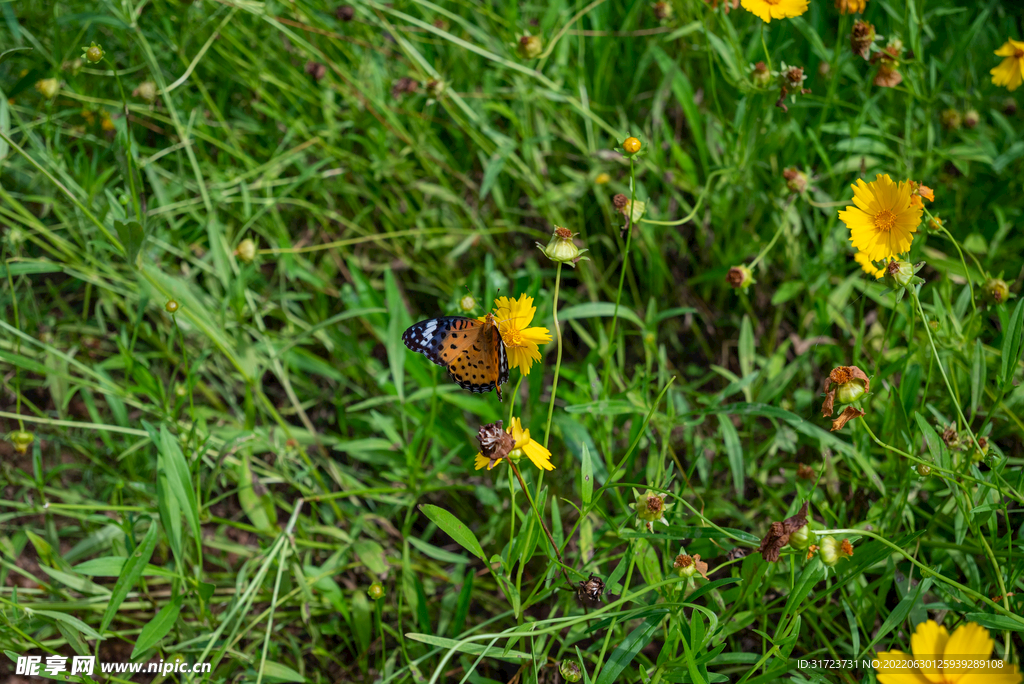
{"left": 1, "top": 0, "right": 1023, "bottom": 682}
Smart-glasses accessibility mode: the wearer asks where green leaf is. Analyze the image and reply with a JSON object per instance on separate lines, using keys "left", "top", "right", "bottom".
{"left": 385, "top": 270, "right": 408, "bottom": 402}
{"left": 781, "top": 558, "right": 825, "bottom": 623}
{"left": 114, "top": 219, "right": 145, "bottom": 267}
{"left": 407, "top": 536, "right": 470, "bottom": 564}
{"left": 157, "top": 426, "right": 201, "bottom": 546}
{"left": 771, "top": 281, "right": 805, "bottom": 305}
{"left": 353, "top": 539, "right": 389, "bottom": 576}
{"left": 130, "top": 598, "right": 182, "bottom": 658}
{"left": 580, "top": 442, "right": 594, "bottom": 505}
{"left": 970, "top": 339, "right": 986, "bottom": 419}
{"left": 29, "top": 609, "right": 104, "bottom": 641}
{"left": 0, "top": 47, "right": 31, "bottom": 64}
{"left": 404, "top": 633, "right": 533, "bottom": 661}
{"left": 479, "top": 146, "right": 512, "bottom": 200}
{"left": 866, "top": 578, "right": 932, "bottom": 652}
{"left": 595, "top": 614, "right": 663, "bottom": 684}
{"left": 1000, "top": 298, "right": 1024, "bottom": 389}
{"left": 100, "top": 520, "right": 160, "bottom": 633}
{"left": 418, "top": 504, "right": 486, "bottom": 562}
{"left": 963, "top": 612, "right": 1024, "bottom": 632}
{"left": 738, "top": 315, "right": 754, "bottom": 379}
{"left": 236, "top": 452, "right": 275, "bottom": 532}
{"left": 559, "top": 302, "right": 645, "bottom": 329}
{"left": 717, "top": 414, "right": 744, "bottom": 496}
{"left": 260, "top": 661, "right": 307, "bottom": 683}
{"left": 914, "top": 413, "right": 942, "bottom": 465}
{"left": 72, "top": 556, "right": 175, "bottom": 578}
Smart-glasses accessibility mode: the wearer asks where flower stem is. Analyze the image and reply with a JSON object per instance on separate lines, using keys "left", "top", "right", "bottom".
{"left": 602, "top": 155, "right": 636, "bottom": 395}
{"left": 507, "top": 374, "right": 524, "bottom": 425}
{"left": 760, "top": 23, "right": 772, "bottom": 74}
{"left": 507, "top": 460, "right": 574, "bottom": 588}
{"left": 543, "top": 262, "right": 563, "bottom": 449}
{"left": 747, "top": 216, "right": 786, "bottom": 270}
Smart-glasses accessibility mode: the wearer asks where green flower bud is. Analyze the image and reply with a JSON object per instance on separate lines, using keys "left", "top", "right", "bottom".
{"left": 788, "top": 523, "right": 815, "bottom": 550}
{"left": 459, "top": 294, "right": 477, "bottom": 313}
{"left": 165, "top": 299, "right": 180, "bottom": 313}
{"left": 884, "top": 259, "right": 916, "bottom": 289}
{"left": 236, "top": 238, "right": 257, "bottom": 263}
{"left": 11, "top": 431, "right": 35, "bottom": 454}
{"left": 367, "top": 582, "right": 385, "bottom": 600}
{"left": 726, "top": 265, "right": 755, "bottom": 291}
{"left": 517, "top": 34, "right": 543, "bottom": 59}
{"left": 537, "top": 226, "right": 589, "bottom": 267}
{"left": 984, "top": 278, "right": 1010, "bottom": 305}
{"left": 35, "top": 78, "right": 60, "bottom": 99}
{"left": 632, "top": 488, "right": 672, "bottom": 528}
{"left": 82, "top": 42, "right": 105, "bottom": 64}
{"left": 834, "top": 379, "right": 867, "bottom": 404}
{"left": 819, "top": 536, "right": 853, "bottom": 567}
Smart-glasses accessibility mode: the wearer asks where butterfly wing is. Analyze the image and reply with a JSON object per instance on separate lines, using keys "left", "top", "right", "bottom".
{"left": 403, "top": 316, "right": 508, "bottom": 400}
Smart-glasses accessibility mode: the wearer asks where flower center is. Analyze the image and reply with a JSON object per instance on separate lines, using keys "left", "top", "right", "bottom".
{"left": 1015, "top": 49, "right": 1024, "bottom": 59}
{"left": 647, "top": 496, "right": 664, "bottom": 514}
{"left": 503, "top": 328, "right": 525, "bottom": 348}
{"left": 873, "top": 209, "right": 896, "bottom": 232}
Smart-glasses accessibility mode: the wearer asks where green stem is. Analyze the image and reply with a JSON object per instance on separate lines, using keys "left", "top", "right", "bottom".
{"left": 543, "top": 262, "right": 563, "bottom": 449}
{"left": 602, "top": 155, "right": 637, "bottom": 395}
{"left": 747, "top": 217, "right": 786, "bottom": 270}
{"left": 507, "top": 460, "right": 573, "bottom": 588}
{"left": 760, "top": 23, "right": 773, "bottom": 74}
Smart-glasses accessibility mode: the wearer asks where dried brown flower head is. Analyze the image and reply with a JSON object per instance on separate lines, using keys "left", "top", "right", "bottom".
{"left": 757, "top": 501, "right": 809, "bottom": 562}
{"left": 336, "top": 5, "right": 355, "bottom": 21}
{"left": 796, "top": 463, "right": 815, "bottom": 480}
{"left": 305, "top": 61, "right": 327, "bottom": 81}
{"left": 674, "top": 553, "right": 710, "bottom": 579}
{"left": 850, "top": 20, "right": 876, "bottom": 60}
{"left": 477, "top": 421, "right": 515, "bottom": 470}
{"left": 821, "top": 366, "right": 870, "bottom": 417}
{"left": 576, "top": 574, "right": 605, "bottom": 603}
{"left": 831, "top": 406, "right": 866, "bottom": 431}
{"left": 941, "top": 423, "right": 961, "bottom": 450}
{"left": 703, "top": 0, "right": 740, "bottom": 12}
{"left": 391, "top": 77, "right": 419, "bottom": 98}
{"left": 612, "top": 193, "right": 629, "bottom": 210}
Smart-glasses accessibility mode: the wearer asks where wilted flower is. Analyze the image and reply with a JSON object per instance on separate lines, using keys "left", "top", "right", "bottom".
{"left": 990, "top": 38, "right": 1024, "bottom": 92}
{"left": 776, "top": 63, "right": 811, "bottom": 112}
{"left": 537, "top": 226, "right": 589, "bottom": 267}
{"left": 751, "top": 61, "right": 773, "bottom": 88}
{"left": 871, "top": 45, "right": 903, "bottom": 87}
{"left": 703, "top": 0, "right": 740, "bottom": 12}
{"left": 673, "top": 553, "right": 710, "bottom": 579}
{"left": 391, "top": 77, "right": 419, "bottom": 97}
{"left": 757, "top": 501, "right": 809, "bottom": 562}
{"left": 613, "top": 194, "right": 646, "bottom": 227}
{"left": 941, "top": 424, "right": 961, "bottom": 450}
{"left": 425, "top": 79, "right": 446, "bottom": 99}
{"left": 652, "top": 1, "right": 674, "bottom": 20}
{"left": 941, "top": 108, "right": 962, "bottom": 130}
{"left": 559, "top": 659, "right": 583, "bottom": 683}
{"left": 576, "top": 574, "right": 605, "bottom": 603}
{"left": 831, "top": 406, "right": 866, "bottom": 431}
{"left": 336, "top": 5, "right": 355, "bottom": 20}
{"left": 726, "top": 265, "right": 755, "bottom": 291}
{"left": 633, "top": 488, "right": 672, "bottom": 531}
{"left": 850, "top": 20, "right": 877, "bottom": 60}
{"left": 305, "top": 61, "right": 327, "bottom": 81}
{"left": 818, "top": 536, "right": 854, "bottom": 566}
{"left": 796, "top": 463, "right": 815, "bottom": 480}
{"left": 517, "top": 34, "right": 543, "bottom": 59}
{"left": 821, "top": 365, "right": 870, "bottom": 418}
{"left": 984, "top": 277, "right": 1011, "bottom": 305}
{"left": 783, "top": 167, "right": 808, "bottom": 194}
{"left": 474, "top": 418, "right": 554, "bottom": 471}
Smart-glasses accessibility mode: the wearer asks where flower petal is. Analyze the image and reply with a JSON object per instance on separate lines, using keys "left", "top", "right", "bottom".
{"left": 910, "top": 620, "right": 949, "bottom": 684}
{"left": 523, "top": 440, "right": 555, "bottom": 471}
{"left": 876, "top": 650, "right": 933, "bottom": 684}
{"left": 943, "top": 623, "right": 994, "bottom": 683}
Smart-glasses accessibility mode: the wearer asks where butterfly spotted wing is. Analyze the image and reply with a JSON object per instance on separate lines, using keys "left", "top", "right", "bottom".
{"left": 402, "top": 314, "right": 510, "bottom": 401}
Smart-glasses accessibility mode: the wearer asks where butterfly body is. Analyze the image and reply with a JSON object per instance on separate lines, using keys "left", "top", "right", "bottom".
{"left": 403, "top": 314, "right": 509, "bottom": 401}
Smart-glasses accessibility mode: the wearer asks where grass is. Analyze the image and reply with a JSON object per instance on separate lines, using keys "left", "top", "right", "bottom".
{"left": 1, "top": 0, "right": 1024, "bottom": 682}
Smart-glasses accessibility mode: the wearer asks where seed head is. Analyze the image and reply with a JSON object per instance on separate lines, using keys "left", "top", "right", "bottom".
{"left": 819, "top": 536, "right": 854, "bottom": 567}
{"left": 726, "top": 265, "right": 755, "bottom": 291}
{"left": 751, "top": 61, "right": 772, "bottom": 88}
{"left": 336, "top": 5, "right": 355, "bottom": 20}
{"left": 537, "top": 226, "right": 589, "bottom": 267}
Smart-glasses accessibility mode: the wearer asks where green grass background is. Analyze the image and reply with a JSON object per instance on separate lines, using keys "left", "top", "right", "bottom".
{"left": 1, "top": 0, "right": 1024, "bottom": 682}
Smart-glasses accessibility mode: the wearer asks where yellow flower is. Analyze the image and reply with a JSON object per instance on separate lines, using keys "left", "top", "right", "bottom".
{"left": 991, "top": 38, "right": 1024, "bottom": 92}
{"left": 854, "top": 251, "right": 885, "bottom": 279}
{"left": 740, "top": 0, "right": 808, "bottom": 23}
{"left": 479, "top": 294, "right": 552, "bottom": 375}
{"left": 835, "top": 0, "right": 866, "bottom": 13}
{"left": 838, "top": 174, "right": 922, "bottom": 262}
{"left": 876, "top": 620, "right": 1021, "bottom": 684}
{"left": 473, "top": 417, "right": 554, "bottom": 471}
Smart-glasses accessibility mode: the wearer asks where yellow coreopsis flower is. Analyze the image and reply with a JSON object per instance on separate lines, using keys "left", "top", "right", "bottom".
{"left": 474, "top": 417, "right": 554, "bottom": 471}
{"left": 740, "top": 0, "right": 808, "bottom": 23}
{"left": 991, "top": 38, "right": 1024, "bottom": 92}
{"left": 854, "top": 251, "right": 885, "bottom": 279}
{"left": 876, "top": 619, "right": 1022, "bottom": 684}
{"left": 838, "top": 174, "right": 922, "bottom": 262}
{"left": 835, "top": 0, "right": 866, "bottom": 13}
{"left": 479, "top": 294, "right": 552, "bottom": 375}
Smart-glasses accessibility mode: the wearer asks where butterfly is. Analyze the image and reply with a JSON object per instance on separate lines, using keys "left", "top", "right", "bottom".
{"left": 402, "top": 314, "right": 509, "bottom": 401}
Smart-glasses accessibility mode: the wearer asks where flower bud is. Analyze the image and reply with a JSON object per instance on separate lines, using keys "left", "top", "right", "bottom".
{"left": 652, "top": 1, "right": 674, "bottom": 20}
{"left": 819, "top": 536, "right": 853, "bottom": 567}
{"left": 963, "top": 109, "right": 980, "bottom": 129}
{"left": 336, "top": 5, "right": 355, "bottom": 21}
{"left": 788, "top": 523, "right": 815, "bottom": 550}
{"left": 537, "top": 226, "right": 588, "bottom": 267}
{"left": 941, "top": 424, "right": 961, "bottom": 450}
{"left": 751, "top": 61, "right": 772, "bottom": 88}
{"left": 35, "top": 78, "right": 60, "bottom": 99}
{"left": 82, "top": 42, "right": 105, "bottom": 64}
{"left": 916, "top": 463, "right": 932, "bottom": 476}
{"left": 594, "top": 172, "right": 611, "bottom": 185}
{"left": 984, "top": 278, "right": 1010, "bottom": 305}
{"left": 726, "top": 265, "right": 755, "bottom": 291}
{"left": 517, "top": 34, "right": 543, "bottom": 59}
{"left": 459, "top": 294, "right": 477, "bottom": 313}
{"left": 559, "top": 659, "right": 582, "bottom": 683}
{"left": 165, "top": 299, "right": 180, "bottom": 313}
{"left": 367, "top": 582, "right": 385, "bottom": 600}
{"left": 426, "top": 79, "right": 446, "bottom": 99}
{"left": 11, "top": 430, "right": 35, "bottom": 454}
{"left": 235, "top": 238, "right": 256, "bottom": 263}
{"left": 782, "top": 167, "right": 808, "bottom": 194}
{"left": 971, "top": 436, "right": 989, "bottom": 463}
{"left": 884, "top": 259, "right": 915, "bottom": 288}
{"left": 622, "top": 136, "right": 641, "bottom": 154}
{"left": 941, "top": 109, "right": 962, "bottom": 131}
{"left": 1002, "top": 97, "right": 1018, "bottom": 116}
{"left": 927, "top": 216, "right": 944, "bottom": 231}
